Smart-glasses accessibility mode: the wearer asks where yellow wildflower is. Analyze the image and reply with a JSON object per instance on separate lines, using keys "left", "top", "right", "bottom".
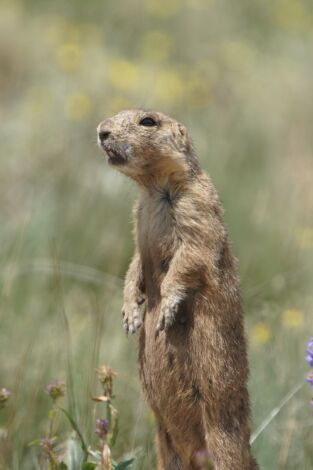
{"left": 140, "top": 30, "right": 173, "bottom": 63}
{"left": 105, "top": 95, "right": 132, "bottom": 115}
{"left": 295, "top": 227, "right": 313, "bottom": 250}
{"left": 145, "top": 0, "right": 182, "bottom": 18}
{"left": 154, "top": 69, "right": 185, "bottom": 105}
{"left": 55, "top": 43, "right": 82, "bottom": 73}
{"left": 185, "top": 71, "right": 213, "bottom": 108}
{"left": 221, "top": 40, "right": 256, "bottom": 73}
{"left": 251, "top": 323, "right": 272, "bottom": 345}
{"left": 271, "top": 0, "right": 313, "bottom": 31}
{"left": 65, "top": 93, "right": 92, "bottom": 121}
{"left": 108, "top": 60, "right": 139, "bottom": 92}
{"left": 281, "top": 309, "right": 304, "bottom": 328}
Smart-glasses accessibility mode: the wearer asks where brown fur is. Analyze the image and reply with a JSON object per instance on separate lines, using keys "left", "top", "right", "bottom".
{"left": 97, "top": 109, "right": 259, "bottom": 470}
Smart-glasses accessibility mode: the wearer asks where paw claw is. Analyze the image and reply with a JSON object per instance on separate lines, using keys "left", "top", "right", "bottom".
{"left": 121, "top": 304, "right": 142, "bottom": 335}
{"left": 133, "top": 318, "right": 142, "bottom": 329}
{"left": 155, "top": 294, "right": 182, "bottom": 335}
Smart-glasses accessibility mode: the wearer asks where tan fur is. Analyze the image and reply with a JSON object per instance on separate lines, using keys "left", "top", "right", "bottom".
{"left": 97, "top": 109, "right": 259, "bottom": 470}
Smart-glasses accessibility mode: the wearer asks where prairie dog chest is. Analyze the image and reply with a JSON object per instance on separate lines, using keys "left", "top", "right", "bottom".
{"left": 137, "top": 192, "right": 176, "bottom": 261}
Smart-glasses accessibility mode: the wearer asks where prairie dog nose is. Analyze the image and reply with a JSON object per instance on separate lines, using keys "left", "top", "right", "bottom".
{"left": 98, "top": 130, "right": 111, "bottom": 143}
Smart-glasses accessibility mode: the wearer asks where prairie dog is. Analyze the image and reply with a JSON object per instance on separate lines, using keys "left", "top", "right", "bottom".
{"left": 97, "top": 109, "right": 259, "bottom": 470}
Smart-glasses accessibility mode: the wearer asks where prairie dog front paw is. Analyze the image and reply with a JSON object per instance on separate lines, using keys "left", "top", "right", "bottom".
{"left": 156, "top": 293, "right": 182, "bottom": 335}
{"left": 122, "top": 301, "right": 143, "bottom": 335}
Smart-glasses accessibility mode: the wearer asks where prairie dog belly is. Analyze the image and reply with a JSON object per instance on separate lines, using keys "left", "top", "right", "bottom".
{"left": 138, "top": 294, "right": 202, "bottom": 430}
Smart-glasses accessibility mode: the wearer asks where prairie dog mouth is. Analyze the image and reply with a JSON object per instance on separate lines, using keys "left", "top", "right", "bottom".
{"left": 100, "top": 143, "right": 127, "bottom": 165}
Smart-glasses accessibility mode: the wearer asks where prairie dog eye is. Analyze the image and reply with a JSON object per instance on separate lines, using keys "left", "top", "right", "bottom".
{"left": 139, "top": 117, "right": 158, "bottom": 127}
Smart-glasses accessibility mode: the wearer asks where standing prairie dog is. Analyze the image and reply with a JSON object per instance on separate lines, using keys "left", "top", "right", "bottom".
{"left": 97, "top": 109, "right": 259, "bottom": 470}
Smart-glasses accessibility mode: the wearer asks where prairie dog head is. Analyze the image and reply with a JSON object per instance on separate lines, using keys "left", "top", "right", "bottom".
{"left": 97, "top": 109, "right": 198, "bottom": 186}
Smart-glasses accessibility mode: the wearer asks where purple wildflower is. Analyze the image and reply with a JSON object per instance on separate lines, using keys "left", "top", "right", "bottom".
{"left": 305, "top": 339, "right": 313, "bottom": 405}
{"left": 307, "top": 338, "right": 313, "bottom": 349}
{"left": 306, "top": 350, "right": 313, "bottom": 367}
{"left": 95, "top": 418, "right": 109, "bottom": 440}
{"left": 306, "top": 338, "right": 313, "bottom": 367}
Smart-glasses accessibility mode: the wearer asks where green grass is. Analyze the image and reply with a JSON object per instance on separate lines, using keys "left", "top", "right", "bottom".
{"left": 1, "top": 0, "right": 313, "bottom": 468}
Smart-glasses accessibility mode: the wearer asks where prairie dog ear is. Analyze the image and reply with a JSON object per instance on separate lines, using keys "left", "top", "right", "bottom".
{"left": 176, "top": 123, "right": 190, "bottom": 152}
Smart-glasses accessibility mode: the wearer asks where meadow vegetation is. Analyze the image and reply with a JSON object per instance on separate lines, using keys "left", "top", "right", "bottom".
{"left": 0, "top": 0, "right": 313, "bottom": 468}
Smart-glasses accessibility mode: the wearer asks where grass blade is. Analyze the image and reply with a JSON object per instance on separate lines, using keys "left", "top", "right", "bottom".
{"left": 250, "top": 381, "right": 304, "bottom": 445}
{"left": 59, "top": 407, "right": 89, "bottom": 461}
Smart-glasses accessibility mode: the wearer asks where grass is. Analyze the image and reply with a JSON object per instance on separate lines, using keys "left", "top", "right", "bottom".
{"left": 1, "top": 0, "right": 313, "bottom": 468}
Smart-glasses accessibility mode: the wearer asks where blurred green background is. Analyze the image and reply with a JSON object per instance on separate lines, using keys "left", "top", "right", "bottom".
{"left": 1, "top": 0, "right": 313, "bottom": 468}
